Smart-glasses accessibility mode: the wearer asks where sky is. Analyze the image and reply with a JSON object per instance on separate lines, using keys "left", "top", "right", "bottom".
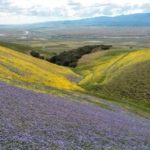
{"left": 0, "top": 0, "right": 150, "bottom": 24}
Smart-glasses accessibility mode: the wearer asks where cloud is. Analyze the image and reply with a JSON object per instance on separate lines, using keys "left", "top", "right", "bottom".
{"left": 0, "top": 0, "right": 150, "bottom": 24}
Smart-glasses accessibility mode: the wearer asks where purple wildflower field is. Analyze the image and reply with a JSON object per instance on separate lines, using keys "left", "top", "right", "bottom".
{"left": 0, "top": 82, "right": 150, "bottom": 150}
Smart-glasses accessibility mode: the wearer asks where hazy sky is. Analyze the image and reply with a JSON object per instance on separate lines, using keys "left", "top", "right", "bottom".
{"left": 0, "top": 0, "right": 150, "bottom": 24}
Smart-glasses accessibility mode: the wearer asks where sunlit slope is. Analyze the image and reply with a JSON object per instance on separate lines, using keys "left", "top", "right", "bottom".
{"left": 0, "top": 46, "right": 82, "bottom": 92}
{"left": 76, "top": 49, "right": 150, "bottom": 102}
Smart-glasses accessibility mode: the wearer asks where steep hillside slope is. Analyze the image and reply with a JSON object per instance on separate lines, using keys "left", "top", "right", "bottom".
{"left": 100, "top": 60, "right": 150, "bottom": 102}
{"left": 1, "top": 82, "right": 150, "bottom": 149}
{"left": 76, "top": 49, "right": 150, "bottom": 114}
{"left": 0, "top": 46, "right": 82, "bottom": 93}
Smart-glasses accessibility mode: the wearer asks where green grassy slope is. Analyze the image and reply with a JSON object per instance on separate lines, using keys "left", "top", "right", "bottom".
{"left": 0, "top": 41, "right": 35, "bottom": 54}
{"left": 101, "top": 60, "right": 150, "bottom": 102}
{"left": 0, "top": 46, "right": 83, "bottom": 95}
{"left": 0, "top": 41, "right": 56, "bottom": 57}
{"left": 75, "top": 49, "right": 150, "bottom": 117}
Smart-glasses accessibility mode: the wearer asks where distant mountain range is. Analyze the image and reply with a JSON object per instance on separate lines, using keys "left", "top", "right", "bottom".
{"left": 29, "top": 13, "right": 150, "bottom": 29}
{"left": 1, "top": 13, "right": 150, "bottom": 29}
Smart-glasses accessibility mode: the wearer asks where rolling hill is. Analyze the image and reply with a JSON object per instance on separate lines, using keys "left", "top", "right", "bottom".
{"left": 1, "top": 82, "right": 150, "bottom": 149}
{"left": 0, "top": 41, "right": 35, "bottom": 54}
{"left": 0, "top": 46, "right": 83, "bottom": 94}
{"left": 76, "top": 49, "right": 150, "bottom": 102}
{"left": 75, "top": 49, "right": 150, "bottom": 116}
{"left": 0, "top": 44, "right": 150, "bottom": 117}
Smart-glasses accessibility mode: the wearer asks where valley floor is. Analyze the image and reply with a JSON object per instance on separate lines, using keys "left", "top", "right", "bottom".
{"left": 0, "top": 82, "right": 150, "bottom": 150}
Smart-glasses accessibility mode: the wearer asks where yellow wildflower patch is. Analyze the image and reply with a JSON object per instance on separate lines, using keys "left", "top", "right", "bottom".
{"left": 77, "top": 49, "right": 150, "bottom": 85}
{"left": 0, "top": 46, "right": 83, "bottom": 92}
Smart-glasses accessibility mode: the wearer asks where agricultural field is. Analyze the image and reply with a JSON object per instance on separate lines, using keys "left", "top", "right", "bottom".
{"left": 1, "top": 27, "right": 150, "bottom": 55}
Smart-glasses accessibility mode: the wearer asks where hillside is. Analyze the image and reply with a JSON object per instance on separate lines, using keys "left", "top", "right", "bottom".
{"left": 1, "top": 82, "right": 150, "bottom": 149}
{"left": 0, "top": 45, "right": 150, "bottom": 117}
{"left": 0, "top": 44, "right": 150, "bottom": 150}
{"left": 75, "top": 49, "right": 150, "bottom": 116}
{"left": 0, "top": 46, "right": 82, "bottom": 94}
{"left": 0, "top": 41, "right": 34, "bottom": 54}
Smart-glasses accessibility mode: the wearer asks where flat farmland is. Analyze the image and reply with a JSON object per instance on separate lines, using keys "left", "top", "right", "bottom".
{"left": 0, "top": 27, "right": 150, "bottom": 54}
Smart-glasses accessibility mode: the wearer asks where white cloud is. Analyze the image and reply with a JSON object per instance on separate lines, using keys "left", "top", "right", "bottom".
{"left": 0, "top": 0, "right": 150, "bottom": 24}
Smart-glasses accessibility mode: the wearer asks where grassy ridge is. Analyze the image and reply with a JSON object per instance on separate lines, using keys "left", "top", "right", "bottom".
{"left": 101, "top": 60, "right": 150, "bottom": 102}
{"left": 76, "top": 49, "right": 150, "bottom": 92}
{"left": 76, "top": 49, "right": 150, "bottom": 117}
{"left": 0, "top": 41, "right": 35, "bottom": 54}
{"left": 0, "top": 41, "right": 56, "bottom": 57}
{"left": 76, "top": 50, "right": 130, "bottom": 85}
{"left": 0, "top": 46, "right": 83, "bottom": 94}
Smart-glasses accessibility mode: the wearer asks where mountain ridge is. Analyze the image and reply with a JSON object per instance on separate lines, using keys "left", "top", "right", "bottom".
{"left": 0, "top": 13, "right": 150, "bottom": 28}
{"left": 27, "top": 13, "right": 150, "bottom": 28}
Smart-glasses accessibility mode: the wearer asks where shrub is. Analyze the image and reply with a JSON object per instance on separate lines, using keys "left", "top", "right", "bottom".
{"left": 30, "top": 51, "right": 45, "bottom": 60}
{"left": 30, "top": 51, "right": 40, "bottom": 58}
{"left": 48, "top": 45, "right": 112, "bottom": 67}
